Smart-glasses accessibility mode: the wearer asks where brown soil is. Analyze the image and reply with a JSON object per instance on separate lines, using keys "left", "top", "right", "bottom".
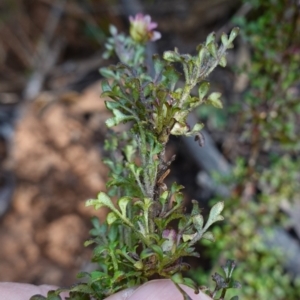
{"left": 0, "top": 82, "right": 111, "bottom": 286}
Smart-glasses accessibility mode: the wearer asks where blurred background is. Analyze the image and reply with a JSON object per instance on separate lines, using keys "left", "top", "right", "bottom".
{"left": 0, "top": 0, "right": 300, "bottom": 299}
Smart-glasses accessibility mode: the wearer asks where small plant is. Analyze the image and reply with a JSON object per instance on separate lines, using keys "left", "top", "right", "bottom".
{"left": 201, "top": 260, "right": 241, "bottom": 300}
{"left": 30, "top": 14, "right": 239, "bottom": 300}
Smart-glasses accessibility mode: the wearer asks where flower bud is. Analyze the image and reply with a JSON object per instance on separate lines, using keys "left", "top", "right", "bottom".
{"left": 129, "top": 13, "right": 161, "bottom": 43}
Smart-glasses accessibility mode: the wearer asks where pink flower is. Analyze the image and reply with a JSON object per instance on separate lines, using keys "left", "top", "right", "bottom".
{"left": 129, "top": 13, "right": 161, "bottom": 43}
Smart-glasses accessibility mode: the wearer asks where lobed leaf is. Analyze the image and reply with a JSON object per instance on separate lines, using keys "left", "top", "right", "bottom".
{"left": 86, "top": 192, "right": 115, "bottom": 211}
{"left": 163, "top": 50, "right": 181, "bottom": 62}
{"left": 107, "top": 212, "right": 117, "bottom": 225}
{"left": 207, "top": 92, "right": 223, "bottom": 109}
{"left": 205, "top": 201, "right": 224, "bottom": 230}
{"left": 205, "top": 32, "right": 216, "bottom": 45}
{"left": 101, "top": 80, "right": 111, "bottom": 93}
{"left": 185, "top": 123, "right": 204, "bottom": 137}
{"left": 202, "top": 231, "right": 215, "bottom": 242}
{"left": 219, "top": 55, "right": 227, "bottom": 67}
{"left": 192, "top": 214, "right": 204, "bottom": 232}
{"left": 105, "top": 109, "right": 134, "bottom": 127}
{"left": 198, "top": 82, "right": 210, "bottom": 101}
{"left": 207, "top": 42, "right": 218, "bottom": 59}
{"left": 229, "top": 27, "right": 240, "bottom": 43}
{"left": 100, "top": 67, "right": 117, "bottom": 79}
{"left": 221, "top": 32, "right": 229, "bottom": 46}
{"left": 150, "top": 244, "right": 164, "bottom": 260}
{"left": 118, "top": 197, "right": 131, "bottom": 217}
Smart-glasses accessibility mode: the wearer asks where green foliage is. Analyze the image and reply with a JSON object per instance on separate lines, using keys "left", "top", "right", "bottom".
{"left": 84, "top": 25, "right": 238, "bottom": 299}
{"left": 233, "top": 0, "right": 300, "bottom": 151}
{"left": 194, "top": 1, "right": 300, "bottom": 299}
{"left": 31, "top": 15, "right": 239, "bottom": 300}
{"left": 201, "top": 158, "right": 300, "bottom": 300}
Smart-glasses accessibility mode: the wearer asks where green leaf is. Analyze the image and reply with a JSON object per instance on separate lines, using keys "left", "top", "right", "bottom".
{"left": 205, "top": 32, "right": 216, "bottom": 45}
{"left": 68, "top": 292, "right": 91, "bottom": 300}
{"left": 133, "top": 260, "right": 144, "bottom": 270}
{"left": 69, "top": 283, "right": 94, "bottom": 293}
{"left": 127, "top": 78, "right": 140, "bottom": 102}
{"left": 222, "top": 259, "right": 236, "bottom": 278}
{"left": 153, "top": 54, "right": 165, "bottom": 75}
{"left": 89, "top": 216, "right": 105, "bottom": 235}
{"left": 202, "top": 231, "right": 215, "bottom": 242}
{"left": 207, "top": 42, "right": 217, "bottom": 59}
{"left": 192, "top": 214, "right": 204, "bottom": 232}
{"left": 100, "top": 67, "right": 116, "bottom": 79}
{"left": 118, "top": 197, "right": 131, "bottom": 217}
{"left": 163, "top": 65, "right": 180, "bottom": 90}
{"left": 209, "top": 201, "right": 224, "bottom": 220}
{"left": 84, "top": 240, "right": 94, "bottom": 247}
{"left": 124, "top": 145, "right": 136, "bottom": 162}
{"left": 229, "top": 27, "right": 240, "bottom": 43}
{"left": 105, "top": 100, "right": 120, "bottom": 111}
{"left": 185, "top": 123, "right": 204, "bottom": 136}
{"left": 140, "top": 248, "right": 155, "bottom": 260}
{"left": 171, "top": 272, "right": 184, "bottom": 284}
{"left": 163, "top": 50, "right": 181, "bottom": 62}
{"left": 112, "top": 270, "right": 126, "bottom": 282}
{"left": 205, "top": 201, "right": 224, "bottom": 230}
{"left": 171, "top": 182, "right": 184, "bottom": 194}
{"left": 137, "top": 221, "right": 146, "bottom": 236}
{"left": 219, "top": 55, "right": 227, "bottom": 67}
{"left": 108, "top": 224, "right": 118, "bottom": 242}
{"left": 93, "top": 245, "right": 107, "bottom": 256}
{"left": 221, "top": 32, "right": 229, "bottom": 46}
{"left": 107, "top": 212, "right": 117, "bottom": 224}
{"left": 207, "top": 92, "right": 223, "bottom": 109}
{"left": 142, "top": 197, "right": 153, "bottom": 210}
{"left": 191, "top": 200, "right": 201, "bottom": 216}
{"left": 198, "top": 46, "right": 207, "bottom": 64}
{"left": 150, "top": 244, "right": 164, "bottom": 260}
{"left": 198, "top": 82, "right": 210, "bottom": 101}
{"left": 173, "top": 110, "right": 189, "bottom": 123}
{"left": 90, "top": 270, "right": 107, "bottom": 280}
{"left": 164, "top": 212, "right": 186, "bottom": 227}
{"left": 101, "top": 80, "right": 111, "bottom": 93}
{"left": 86, "top": 192, "right": 115, "bottom": 210}
{"left": 170, "top": 122, "right": 189, "bottom": 135}
{"left": 143, "top": 82, "right": 153, "bottom": 98}
{"left": 182, "top": 233, "right": 196, "bottom": 242}
{"left": 105, "top": 109, "right": 134, "bottom": 127}
{"left": 159, "top": 190, "right": 169, "bottom": 206}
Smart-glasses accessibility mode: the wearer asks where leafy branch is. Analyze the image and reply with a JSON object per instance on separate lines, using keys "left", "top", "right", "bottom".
{"left": 30, "top": 14, "right": 239, "bottom": 300}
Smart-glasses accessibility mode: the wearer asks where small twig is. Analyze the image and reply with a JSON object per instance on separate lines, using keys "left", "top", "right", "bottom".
{"left": 23, "top": 0, "right": 67, "bottom": 101}
{"left": 24, "top": 39, "right": 65, "bottom": 101}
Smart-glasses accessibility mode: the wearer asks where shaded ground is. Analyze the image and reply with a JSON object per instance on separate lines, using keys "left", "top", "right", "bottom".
{"left": 0, "top": 83, "right": 110, "bottom": 285}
